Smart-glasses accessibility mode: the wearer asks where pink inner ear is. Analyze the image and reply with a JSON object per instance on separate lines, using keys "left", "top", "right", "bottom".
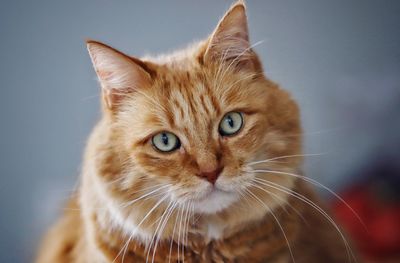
{"left": 97, "top": 70, "right": 112, "bottom": 82}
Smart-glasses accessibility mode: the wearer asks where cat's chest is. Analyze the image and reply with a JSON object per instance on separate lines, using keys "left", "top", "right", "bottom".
{"left": 205, "top": 221, "right": 225, "bottom": 240}
{"left": 190, "top": 217, "right": 227, "bottom": 242}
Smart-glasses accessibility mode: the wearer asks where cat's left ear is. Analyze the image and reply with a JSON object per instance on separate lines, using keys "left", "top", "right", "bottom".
{"left": 203, "top": 1, "right": 261, "bottom": 72}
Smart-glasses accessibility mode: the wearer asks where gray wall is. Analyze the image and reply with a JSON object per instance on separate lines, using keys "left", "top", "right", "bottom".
{"left": 0, "top": 0, "right": 399, "bottom": 262}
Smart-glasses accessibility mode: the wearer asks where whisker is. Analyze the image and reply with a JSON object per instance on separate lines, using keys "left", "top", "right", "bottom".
{"left": 155, "top": 201, "right": 178, "bottom": 262}
{"left": 247, "top": 152, "right": 329, "bottom": 166}
{"left": 247, "top": 181, "right": 309, "bottom": 226}
{"left": 249, "top": 169, "right": 367, "bottom": 231}
{"left": 181, "top": 202, "right": 190, "bottom": 263}
{"left": 103, "top": 175, "right": 127, "bottom": 187}
{"left": 168, "top": 205, "right": 181, "bottom": 263}
{"left": 81, "top": 93, "right": 100, "bottom": 101}
{"left": 218, "top": 39, "right": 265, "bottom": 84}
{"left": 121, "top": 184, "right": 171, "bottom": 208}
{"left": 146, "top": 200, "right": 175, "bottom": 263}
{"left": 177, "top": 203, "right": 185, "bottom": 263}
{"left": 252, "top": 178, "right": 356, "bottom": 262}
{"left": 112, "top": 194, "right": 169, "bottom": 263}
{"left": 183, "top": 200, "right": 192, "bottom": 262}
{"left": 145, "top": 201, "right": 170, "bottom": 262}
{"left": 244, "top": 188, "right": 296, "bottom": 263}
{"left": 63, "top": 184, "right": 171, "bottom": 212}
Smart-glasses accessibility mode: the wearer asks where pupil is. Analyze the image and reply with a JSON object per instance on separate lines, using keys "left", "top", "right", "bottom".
{"left": 161, "top": 133, "right": 169, "bottom": 145}
{"left": 227, "top": 116, "right": 234, "bottom": 128}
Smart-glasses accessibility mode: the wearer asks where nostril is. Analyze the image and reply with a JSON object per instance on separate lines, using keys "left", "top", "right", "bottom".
{"left": 198, "top": 166, "right": 224, "bottom": 184}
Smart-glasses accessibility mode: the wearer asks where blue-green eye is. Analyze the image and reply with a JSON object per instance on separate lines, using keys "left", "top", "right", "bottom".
{"left": 152, "top": 132, "right": 181, "bottom": 152}
{"left": 219, "top": 112, "right": 243, "bottom": 136}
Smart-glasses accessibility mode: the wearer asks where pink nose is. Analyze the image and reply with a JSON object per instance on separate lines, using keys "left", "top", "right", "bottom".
{"left": 198, "top": 166, "right": 224, "bottom": 184}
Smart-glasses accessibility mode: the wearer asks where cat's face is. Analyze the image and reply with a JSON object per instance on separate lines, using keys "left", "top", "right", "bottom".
{"left": 117, "top": 65, "right": 274, "bottom": 214}
{"left": 87, "top": 3, "right": 301, "bottom": 217}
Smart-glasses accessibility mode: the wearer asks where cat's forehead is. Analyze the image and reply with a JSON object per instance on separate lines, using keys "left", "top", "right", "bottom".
{"left": 141, "top": 41, "right": 203, "bottom": 70}
{"left": 124, "top": 59, "right": 263, "bottom": 142}
{"left": 155, "top": 69, "right": 221, "bottom": 131}
{"left": 158, "top": 68, "right": 202, "bottom": 89}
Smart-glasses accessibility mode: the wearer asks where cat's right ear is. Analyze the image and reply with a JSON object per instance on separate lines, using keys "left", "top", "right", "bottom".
{"left": 86, "top": 40, "right": 153, "bottom": 111}
{"left": 201, "top": 1, "right": 261, "bottom": 72}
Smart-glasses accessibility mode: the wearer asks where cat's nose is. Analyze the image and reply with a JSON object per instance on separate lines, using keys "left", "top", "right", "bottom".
{"left": 198, "top": 166, "right": 224, "bottom": 184}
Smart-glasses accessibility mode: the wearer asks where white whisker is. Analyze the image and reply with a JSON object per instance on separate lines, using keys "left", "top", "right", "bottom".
{"left": 121, "top": 184, "right": 171, "bottom": 208}
{"left": 249, "top": 169, "right": 367, "bottom": 231}
{"left": 247, "top": 153, "right": 329, "bottom": 166}
{"left": 112, "top": 194, "right": 169, "bottom": 263}
{"left": 177, "top": 203, "right": 185, "bottom": 263}
{"left": 247, "top": 181, "right": 309, "bottom": 226}
{"left": 146, "top": 200, "right": 174, "bottom": 263}
{"left": 244, "top": 188, "right": 296, "bottom": 263}
{"left": 168, "top": 205, "right": 180, "bottom": 263}
{"left": 251, "top": 177, "right": 356, "bottom": 263}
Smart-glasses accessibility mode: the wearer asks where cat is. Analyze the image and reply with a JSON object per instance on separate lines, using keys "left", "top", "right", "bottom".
{"left": 36, "top": 1, "right": 356, "bottom": 262}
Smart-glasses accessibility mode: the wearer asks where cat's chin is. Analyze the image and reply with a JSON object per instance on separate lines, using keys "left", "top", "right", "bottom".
{"left": 191, "top": 187, "right": 238, "bottom": 214}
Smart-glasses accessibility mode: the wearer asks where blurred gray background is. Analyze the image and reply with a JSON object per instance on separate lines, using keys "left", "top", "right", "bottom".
{"left": 0, "top": 0, "right": 399, "bottom": 262}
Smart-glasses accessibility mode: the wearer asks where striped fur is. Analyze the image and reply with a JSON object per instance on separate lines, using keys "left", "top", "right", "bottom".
{"left": 36, "top": 1, "right": 354, "bottom": 262}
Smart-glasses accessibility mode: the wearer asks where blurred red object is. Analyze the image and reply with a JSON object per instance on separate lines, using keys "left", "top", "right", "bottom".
{"left": 332, "top": 176, "right": 400, "bottom": 261}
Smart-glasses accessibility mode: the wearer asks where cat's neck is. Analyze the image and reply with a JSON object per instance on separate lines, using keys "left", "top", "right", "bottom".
{"left": 88, "top": 193, "right": 302, "bottom": 263}
{"left": 80, "top": 166, "right": 303, "bottom": 262}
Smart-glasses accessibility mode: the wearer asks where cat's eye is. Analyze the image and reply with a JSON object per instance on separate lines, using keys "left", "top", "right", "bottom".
{"left": 219, "top": 112, "right": 243, "bottom": 136}
{"left": 151, "top": 132, "right": 181, "bottom": 152}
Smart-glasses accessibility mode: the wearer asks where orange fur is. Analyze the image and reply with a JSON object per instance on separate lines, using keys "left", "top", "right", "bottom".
{"left": 36, "top": 1, "right": 355, "bottom": 262}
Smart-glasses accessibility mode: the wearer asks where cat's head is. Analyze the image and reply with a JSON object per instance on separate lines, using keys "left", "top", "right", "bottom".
{"left": 86, "top": 2, "right": 301, "bottom": 216}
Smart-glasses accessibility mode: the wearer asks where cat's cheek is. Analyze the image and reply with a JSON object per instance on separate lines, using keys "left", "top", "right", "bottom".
{"left": 263, "top": 131, "right": 289, "bottom": 153}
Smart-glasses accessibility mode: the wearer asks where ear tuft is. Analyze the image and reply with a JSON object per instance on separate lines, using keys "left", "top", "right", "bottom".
{"left": 86, "top": 41, "right": 152, "bottom": 110}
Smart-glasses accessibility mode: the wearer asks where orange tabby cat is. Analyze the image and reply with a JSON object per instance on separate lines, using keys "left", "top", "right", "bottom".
{"left": 36, "top": 1, "right": 356, "bottom": 262}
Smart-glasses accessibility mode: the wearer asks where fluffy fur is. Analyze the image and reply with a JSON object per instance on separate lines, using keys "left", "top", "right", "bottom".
{"left": 36, "top": 2, "right": 355, "bottom": 262}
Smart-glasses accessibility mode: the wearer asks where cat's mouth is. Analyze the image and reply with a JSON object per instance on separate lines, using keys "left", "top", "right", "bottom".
{"left": 190, "top": 185, "right": 239, "bottom": 214}
{"left": 195, "top": 185, "right": 225, "bottom": 201}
